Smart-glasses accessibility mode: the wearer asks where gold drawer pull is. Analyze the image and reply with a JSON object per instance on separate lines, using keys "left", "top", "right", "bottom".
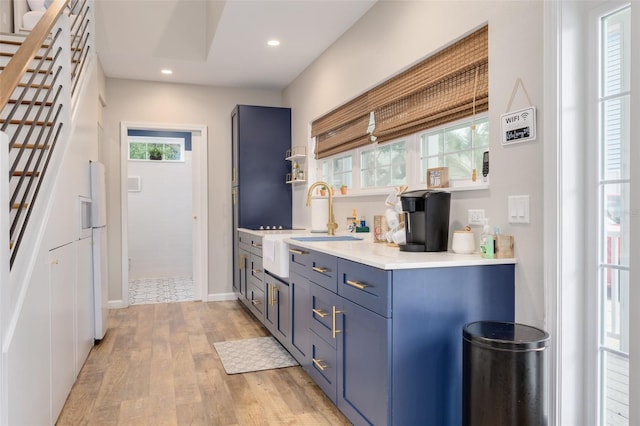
{"left": 312, "top": 308, "right": 329, "bottom": 318}
{"left": 312, "top": 266, "right": 329, "bottom": 273}
{"left": 251, "top": 242, "right": 262, "bottom": 248}
{"left": 346, "top": 279, "right": 368, "bottom": 290}
{"left": 252, "top": 268, "right": 262, "bottom": 274}
{"left": 312, "top": 358, "right": 327, "bottom": 371}
{"left": 251, "top": 299, "right": 261, "bottom": 306}
{"left": 289, "top": 248, "right": 308, "bottom": 255}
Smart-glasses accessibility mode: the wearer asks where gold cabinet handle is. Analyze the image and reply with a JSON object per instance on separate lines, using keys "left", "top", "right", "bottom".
{"left": 251, "top": 242, "right": 262, "bottom": 248}
{"left": 239, "top": 254, "right": 245, "bottom": 271}
{"left": 346, "top": 279, "right": 368, "bottom": 290}
{"left": 251, "top": 299, "right": 261, "bottom": 306}
{"left": 312, "top": 358, "right": 327, "bottom": 371}
{"left": 312, "top": 266, "right": 329, "bottom": 273}
{"left": 312, "top": 308, "right": 328, "bottom": 318}
{"left": 252, "top": 268, "right": 262, "bottom": 275}
{"left": 270, "top": 284, "right": 279, "bottom": 306}
{"left": 289, "top": 248, "right": 307, "bottom": 255}
{"left": 332, "top": 305, "right": 343, "bottom": 339}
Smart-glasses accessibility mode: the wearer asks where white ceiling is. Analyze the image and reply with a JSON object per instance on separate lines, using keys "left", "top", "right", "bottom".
{"left": 95, "top": 0, "right": 377, "bottom": 89}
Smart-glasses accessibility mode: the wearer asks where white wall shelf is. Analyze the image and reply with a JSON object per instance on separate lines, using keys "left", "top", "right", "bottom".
{"left": 286, "top": 146, "right": 307, "bottom": 184}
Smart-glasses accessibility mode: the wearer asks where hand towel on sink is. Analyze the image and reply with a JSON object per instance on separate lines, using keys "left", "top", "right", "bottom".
{"left": 262, "top": 237, "right": 275, "bottom": 263}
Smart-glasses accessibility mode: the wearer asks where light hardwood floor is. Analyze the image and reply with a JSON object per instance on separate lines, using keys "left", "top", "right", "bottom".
{"left": 57, "top": 301, "right": 350, "bottom": 425}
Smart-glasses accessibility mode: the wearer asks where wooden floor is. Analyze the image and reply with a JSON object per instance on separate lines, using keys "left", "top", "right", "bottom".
{"left": 57, "top": 301, "right": 350, "bottom": 425}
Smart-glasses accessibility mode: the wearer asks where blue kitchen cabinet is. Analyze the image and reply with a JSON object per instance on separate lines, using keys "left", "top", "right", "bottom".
{"left": 236, "top": 231, "right": 251, "bottom": 297}
{"left": 231, "top": 105, "right": 291, "bottom": 293}
{"left": 264, "top": 272, "right": 291, "bottom": 343}
{"left": 288, "top": 270, "right": 310, "bottom": 367}
{"left": 288, "top": 244, "right": 515, "bottom": 426}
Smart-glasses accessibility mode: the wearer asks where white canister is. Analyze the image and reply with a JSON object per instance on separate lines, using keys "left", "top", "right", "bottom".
{"left": 451, "top": 229, "right": 476, "bottom": 254}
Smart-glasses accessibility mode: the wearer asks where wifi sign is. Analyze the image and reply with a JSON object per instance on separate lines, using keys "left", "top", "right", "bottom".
{"left": 500, "top": 106, "right": 537, "bottom": 145}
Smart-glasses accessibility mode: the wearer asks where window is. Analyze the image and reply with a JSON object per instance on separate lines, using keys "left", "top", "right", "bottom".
{"left": 128, "top": 136, "right": 185, "bottom": 162}
{"left": 596, "top": 5, "right": 630, "bottom": 426}
{"left": 319, "top": 115, "right": 486, "bottom": 192}
{"left": 321, "top": 154, "right": 353, "bottom": 189}
{"left": 420, "top": 118, "right": 489, "bottom": 182}
{"left": 360, "top": 140, "right": 407, "bottom": 189}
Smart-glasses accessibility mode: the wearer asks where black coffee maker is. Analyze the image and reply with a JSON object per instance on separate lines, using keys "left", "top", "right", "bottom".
{"left": 399, "top": 190, "right": 451, "bottom": 252}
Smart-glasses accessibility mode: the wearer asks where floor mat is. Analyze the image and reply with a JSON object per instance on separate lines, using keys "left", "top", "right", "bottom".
{"left": 213, "top": 336, "right": 298, "bottom": 375}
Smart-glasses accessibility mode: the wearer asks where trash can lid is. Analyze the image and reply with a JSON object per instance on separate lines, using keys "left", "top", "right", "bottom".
{"left": 463, "top": 321, "right": 550, "bottom": 351}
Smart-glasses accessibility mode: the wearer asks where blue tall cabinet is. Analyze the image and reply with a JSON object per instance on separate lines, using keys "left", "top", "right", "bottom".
{"left": 231, "top": 105, "right": 292, "bottom": 294}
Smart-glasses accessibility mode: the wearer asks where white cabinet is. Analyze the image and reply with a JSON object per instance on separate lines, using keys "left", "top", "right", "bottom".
{"left": 49, "top": 238, "right": 95, "bottom": 422}
{"left": 76, "top": 236, "right": 94, "bottom": 373}
{"left": 50, "top": 243, "right": 76, "bottom": 420}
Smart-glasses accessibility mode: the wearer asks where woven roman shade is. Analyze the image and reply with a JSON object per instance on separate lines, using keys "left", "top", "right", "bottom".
{"left": 312, "top": 25, "right": 488, "bottom": 159}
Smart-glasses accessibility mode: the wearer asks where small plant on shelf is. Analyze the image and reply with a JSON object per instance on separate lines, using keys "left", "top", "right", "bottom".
{"left": 340, "top": 184, "right": 348, "bottom": 195}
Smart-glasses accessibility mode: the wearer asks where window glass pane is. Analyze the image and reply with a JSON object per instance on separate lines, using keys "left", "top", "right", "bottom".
{"left": 163, "top": 143, "right": 181, "bottom": 161}
{"left": 444, "top": 151, "right": 473, "bottom": 180}
{"left": 602, "top": 8, "right": 630, "bottom": 97}
{"left": 600, "top": 350, "right": 630, "bottom": 425}
{"left": 600, "top": 268, "right": 629, "bottom": 351}
{"left": 601, "top": 96, "right": 630, "bottom": 180}
{"left": 129, "top": 142, "right": 147, "bottom": 160}
{"left": 360, "top": 141, "right": 406, "bottom": 188}
{"left": 474, "top": 118, "right": 490, "bottom": 148}
{"left": 148, "top": 143, "right": 164, "bottom": 160}
{"left": 444, "top": 123, "right": 471, "bottom": 152}
{"left": 601, "top": 183, "right": 629, "bottom": 267}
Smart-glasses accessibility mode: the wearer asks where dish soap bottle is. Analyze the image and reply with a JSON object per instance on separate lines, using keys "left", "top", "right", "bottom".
{"left": 480, "top": 218, "right": 494, "bottom": 259}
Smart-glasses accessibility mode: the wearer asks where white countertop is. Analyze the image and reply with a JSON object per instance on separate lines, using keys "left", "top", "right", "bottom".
{"left": 239, "top": 228, "right": 517, "bottom": 271}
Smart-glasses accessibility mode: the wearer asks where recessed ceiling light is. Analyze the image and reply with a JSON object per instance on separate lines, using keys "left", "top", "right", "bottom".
{"left": 267, "top": 40, "right": 280, "bottom": 47}
{"left": 161, "top": 69, "right": 173, "bottom": 75}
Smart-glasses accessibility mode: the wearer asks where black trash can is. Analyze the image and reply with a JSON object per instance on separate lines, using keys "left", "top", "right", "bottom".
{"left": 463, "top": 321, "right": 550, "bottom": 426}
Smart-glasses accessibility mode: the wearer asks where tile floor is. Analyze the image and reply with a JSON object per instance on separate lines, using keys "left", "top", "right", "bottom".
{"left": 128, "top": 276, "right": 195, "bottom": 305}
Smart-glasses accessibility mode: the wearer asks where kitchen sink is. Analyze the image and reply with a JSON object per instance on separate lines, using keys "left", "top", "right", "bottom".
{"left": 291, "top": 235, "right": 363, "bottom": 242}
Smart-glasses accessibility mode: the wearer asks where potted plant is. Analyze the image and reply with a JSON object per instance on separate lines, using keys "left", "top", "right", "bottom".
{"left": 318, "top": 185, "right": 328, "bottom": 196}
{"left": 340, "top": 184, "right": 348, "bottom": 195}
{"left": 148, "top": 146, "right": 163, "bottom": 160}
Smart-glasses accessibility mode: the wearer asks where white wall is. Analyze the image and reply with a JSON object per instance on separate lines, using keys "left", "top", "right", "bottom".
{"left": 127, "top": 153, "right": 192, "bottom": 279}
{"left": 102, "top": 79, "right": 283, "bottom": 302}
{"left": 284, "top": 1, "right": 545, "bottom": 328}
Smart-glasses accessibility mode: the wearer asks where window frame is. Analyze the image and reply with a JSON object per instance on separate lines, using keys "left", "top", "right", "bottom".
{"left": 317, "top": 114, "right": 489, "bottom": 195}
{"left": 128, "top": 136, "right": 186, "bottom": 163}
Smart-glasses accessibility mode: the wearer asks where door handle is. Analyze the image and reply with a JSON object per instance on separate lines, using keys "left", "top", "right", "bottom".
{"left": 346, "top": 279, "right": 368, "bottom": 290}
{"left": 332, "top": 305, "right": 343, "bottom": 339}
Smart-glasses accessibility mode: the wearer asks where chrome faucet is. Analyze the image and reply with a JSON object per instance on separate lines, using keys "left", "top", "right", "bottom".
{"left": 306, "top": 181, "right": 338, "bottom": 236}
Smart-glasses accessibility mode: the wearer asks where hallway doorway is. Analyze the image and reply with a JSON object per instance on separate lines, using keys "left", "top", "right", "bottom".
{"left": 120, "top": 122, "right": 208, "bottom": 306}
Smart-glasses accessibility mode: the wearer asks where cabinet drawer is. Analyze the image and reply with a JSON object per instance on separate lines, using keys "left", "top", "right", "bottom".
{"left": 249, "top": 255, "right": 264, "bottom": 284}
{"left": 288, "top": 244, "right": 310, "bottom": 277}
{"left": 309, "top": 283, "right": 339, "bottom": 348}
{"left": 308, "top": 330, "right": 337, "bottom": 402}
{"left": 248, "top": 281, "right": 265, "bottom": 317}
{"left": 338, "top": 259, "right": 391, "bottom": 318}
{"left": 250, "top": 236, "right": 263, "bottom": 256}
{"left": 308, "top": 251, "right": 338, "bottom": 292}
{"left": 238, "top": 231, "right": 251, "bottom": 252}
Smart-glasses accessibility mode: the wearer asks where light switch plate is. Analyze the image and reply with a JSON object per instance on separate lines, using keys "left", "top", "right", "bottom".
{"left": 508, "top": 195, "right": 530, "bottom": 223}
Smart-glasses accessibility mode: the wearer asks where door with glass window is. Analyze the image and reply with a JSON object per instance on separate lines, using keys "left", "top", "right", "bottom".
{"left": 596, "top": 5, "right": 631, "bottom": 425}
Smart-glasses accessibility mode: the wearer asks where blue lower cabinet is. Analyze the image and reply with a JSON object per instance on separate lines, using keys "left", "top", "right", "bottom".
{"left": 247, "top": 281, "right": 265, "bottom": 318}
{"left": 337, "top": 296, "right": 390, "bottom": 426}
{"left": 308, "top": 330, "right": 338, "bottom": 402}
{"left": 264, "top": 273, "right": 291, "bottom": 343}
{"left": 289, "top": 272, "right": 310, "bottom": 366}
{"left": 289, "top": 248, "right": 515, "bottom": 426}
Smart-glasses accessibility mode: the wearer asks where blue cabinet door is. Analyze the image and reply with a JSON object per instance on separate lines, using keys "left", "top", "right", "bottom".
{"left": 265, "top": 273, "right": 291, "bottom": 342}
{"left": 289, "top": 271, "right": 310, "bottom": 367}
{"left": 337, "top": 296, "right": 391, "bottom": 426}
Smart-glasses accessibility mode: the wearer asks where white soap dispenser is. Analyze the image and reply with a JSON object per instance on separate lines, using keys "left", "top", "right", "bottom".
{"left": 480, "top": 218, "right": 494, "bottom": 259}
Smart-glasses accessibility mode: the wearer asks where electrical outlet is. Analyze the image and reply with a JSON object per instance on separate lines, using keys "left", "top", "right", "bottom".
{"left": 468, "top": 209, "right": 485, "bottom": 226}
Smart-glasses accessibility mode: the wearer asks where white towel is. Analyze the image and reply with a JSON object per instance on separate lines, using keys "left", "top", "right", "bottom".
{"left": 262, "top": 237, "right": 275, "bottom": 263}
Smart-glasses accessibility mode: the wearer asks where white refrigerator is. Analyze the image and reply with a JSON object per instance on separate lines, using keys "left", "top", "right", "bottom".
{"left": 90, "top": 161, "right": 109, "bottom": 341}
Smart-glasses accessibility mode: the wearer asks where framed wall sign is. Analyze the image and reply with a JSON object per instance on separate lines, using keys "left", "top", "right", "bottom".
{"left": 500, "top": 106, "right": 536, "bottom": 145}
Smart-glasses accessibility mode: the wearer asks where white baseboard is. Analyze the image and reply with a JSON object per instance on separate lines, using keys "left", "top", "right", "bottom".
{"left": 206, "top": 293, "right": 238, "bottom": 302}
{"left": 107, "top": 300, "right": 127, "bottom": 309}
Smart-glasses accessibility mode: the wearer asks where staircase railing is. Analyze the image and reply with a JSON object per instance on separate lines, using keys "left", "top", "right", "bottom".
{"left": 1, "top": 0, "right": 93, "bottom": 268}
